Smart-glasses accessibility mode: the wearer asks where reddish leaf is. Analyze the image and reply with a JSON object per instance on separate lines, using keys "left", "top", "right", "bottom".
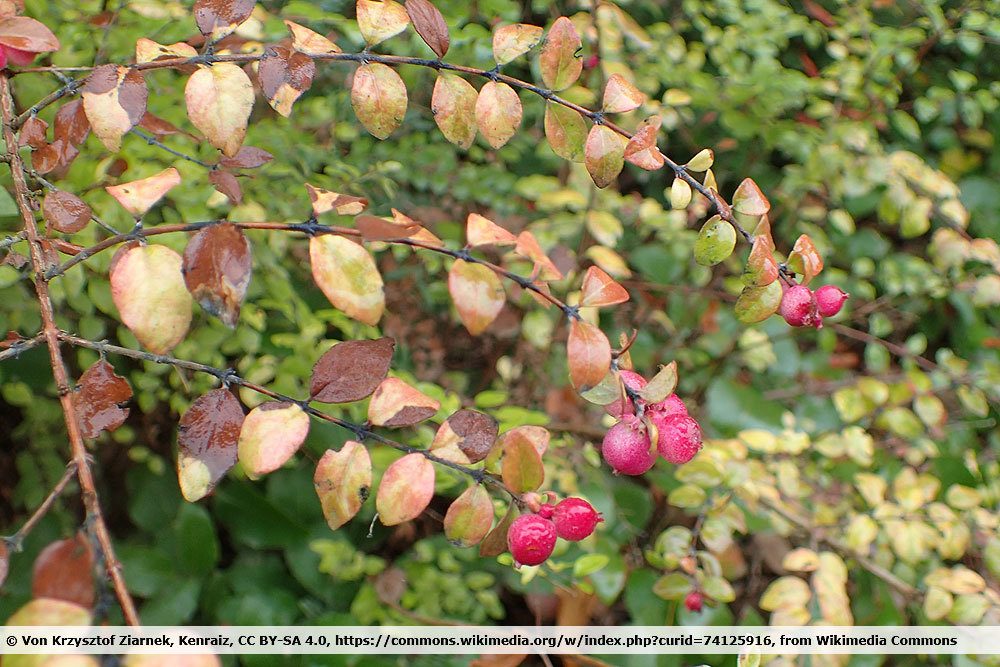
{"left": 182, "top": 221, "right": 252, "bottom": 328}
{"left": 19, "top": 116, "right": 47, "bottom": 149}
{"left": 306, "top": 184, "right": 367, "bottom": 215}
{"left": 193, "top": 0, "right": 256, "bottom": 41}
{"left": 376, "top": 453, "right": 435, "bottom": 526}
{"left": 501, "top": 434, "right": 544, "bottom": 493}
{"left": 75, "top": 359, "right": 132, "bottom": 439}
{"left": 393, "top": 209, "right": 443, "bottom": 246}
{"left": 602, "top": 74, "right": 644, "bottom": 113}
{"left": 54, "top": 99, "right": 90, "bottom": 146}
{"left": 309, "top": 235, "right": 385, "bottom": 325}
{"left": 0, "top": 541, "right": 7, "bottom": 588}
{"left": 0, "top": 16, "right": 59, "bottom": 53}
{"left": 357, "top": 0, "right": 410, "bottom": 46}
{"left": 368, "top": 377, "right": 440, "bottom": 427}
{"left": 351, "top": 63, "right": 408, "bottom": 139}
{"left": 579, "top": 265, "right": 629, "bottom": 307}
{"left": 258, "top": 45, "right": 315, "bottom": 117}
{"left": 177, "top": 388, "right": 244, "bottom": 502}
{"left": 405, "top": 0, "right": 449, "bottom": 57}
{"left": 138, "top": 111, "right": 185, "bottom": 138}
{"left": 624, "top": 116, "right": 664, "bottom": 170}
{"left": 81, "top": 65, "right": 147, "bottom": 152}
{"left": 356, "top": 213, "right": 420, "bottom": 241}
{"left": 467, "top": 213, "right": 515, "bottom": 247}
{"left": 238, "top": 401, "right": 310, "bottom": 477}
{"left": 105, "top": 167, "right": 181, "bottom": 217}
{"left": 444, "top": 485, "right": 494, "bottom": 547}
{"left": 430, "top": 409, "right": 499, "bottom": 464}
{"left": 219, "top": 146, "right": 272, "bottom": 169}
{"left": 315, "top": 441, "right": 371, "bottom": 530}
{"left": 475, "top": 80, "right": 521, "bottom": 149}
{"left": 285, "top": 20, "right": 342, "bottom": 56}
{"left": 585, "top": 124, "right": 626, "bottom": 188}
{"left": 448, "top": 259, "right": 505, "bottom": 335}
{"left": 208, "top": 170, "right": 242, "bottom": 205}
{"left": 310, "top": 337, "right": 395, "bottom": 403}
{"left": 32, "top": 534, "right": 94, "bottom": 609}
{"left": 787, "top": 234, "right": 824, "bottom": 284}
{"left": 543, "top": 102, "right": 587, "bottom": 162}
{"left": 567, "top": 319, "right": 611, "bottom": 391}
{"left": 185, "top": 63, "right": 254, "bottom": 157}
{"left": 732, "top": 177, "right": 771, "bottom": 216}
{"left": 42, "top": 191, "right": 91, "bottom": 234}
{"left": 110, "top": 244, "right": 193, "bottom": 353}
{"left": 431, "top": 73, "right": 477, "bottom": 150}
{"left": 498, "top": 425, "right": 550, "bottom": 457}
{"left": 31, "top": 140, "right": 62, "bottom": 174}
{"left": 742, "top": 235, "right": 779, "bottom": 287}
{"left": 514, "top": 231, "right": 562, "bottom": 280}
{"left": 539, "top": 17, "right": 582, "bottom": 91}
{"left": 492, "top": 23, "right": 543, "bottom": 65}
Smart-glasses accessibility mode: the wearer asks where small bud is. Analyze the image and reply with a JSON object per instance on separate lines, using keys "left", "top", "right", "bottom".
{"left": 684, "top": 590, "right": 704, "bottom": 612}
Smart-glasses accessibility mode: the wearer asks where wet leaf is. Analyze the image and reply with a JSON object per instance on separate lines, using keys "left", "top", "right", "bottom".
{"left": 219, "top": 146, "right": 272, "bottom": 169}
{"left": 431, "top": 73, "right": 477, "bottom": 149}
{"left": 208, "top": 169, "right": 242, "bottom": 205}
{"left": 624, "top": 116, "right": 663, "bottom": 170}
{"left": 306, "top": 184, "right": 367, "bottom": 215}
{"left": 105, "top": 167, "right": 180, "bottom": 217}
{"left": 185, "top": 63, "right": 254, "bottom": 157}
{"left": 368, "top": 377, "right": 440, "bottom": 427}
{"left": 32, "top": 534, "right": 94, "bottom": 609}
{"left": 18, "top": 116, "right": 47, "bottom": 149}
{"left": 75, "top": 359, "right": 131, "bottom": 439}
{"left": 734, "top": 281, "right": 783, "bottom": 324}
{"left": 475, "top": 81, "right": 521, "bottom": 150}
{"left": 694, "top": 215, "right": 737, "bottom": 266}
{"left": 110, "top": 244, "right": 192, "bottom": 353}
{"left": 0, "top": 16, "right": 59, "bottom": 53}
{"left": 579, "top": 265, "right": 628, "bottom": 307}
{"left": 42, "top": 191, "right": 91, "bottom": 234}
{"left": 405, "top": 0, "right": 449, "bottom": 57}
{"left": 602, "top": 74, "right": 644, "bottom": 113}
{"left": 314, "top": 441, "right": 372, "bottom": 530}
{"left": 585, "top": 124, "right": 626, "bottom": 188}
{"left": 467, "top": 213, "right": 516, "bottom": 247}
{"left": 310, "top": 337, "right": 395, "bottom": 403}
{"left": 539, "top": 16, "right": 582, "bottom": 91}
{"left": 742, "top": 235, "right": 779, "bottom": 286}
{"left": 134, "top": 37, "right": 197, "bottom": 63}
{"left": 501, "top": 433, "right": 544, "bottom": 493}
{"left": 309, "top": 235, "right": 385, "bottom": 326}
{"left": 492, "top": 23, "right": 543, "bottom": 65}
{"left": 237, "top": 402, "right": 310, "bottom": 477}
{"left": 284, "top": 20, "right": 341, "bottom": 56}
{"left": 444, "top": 485, "right": 494, "bottom": 547}
{"left": 637, "top": 361, "right": 677, "bottom": 403}
{"left": 177, "top": 388, "right": 244, "bottom": 502}
{"left": 193, "top": 0, "right": 255, "bottom": 41}
{"left": 82, "top": 65, "right": 147, "bottom": 152}
{"left": 431, "top": 409, "right": 499, "bottom": 464}
{"left": 543, "top": 102, "right": 587, "bottom": 162}
{"left": 377, "top": 453, "right": 435, "bottom": 525}
{"left": 357, "top": 0, "right": 409, "bottom": 46}
{"left": 182, "top": 221, "right": 252, "bottom": 328}
{"left": 787, "top": 234, "right": 824, "bottom": 284}
{"left": 732, "top": 177, "right": 770, "bottom": 216}
{"left": 479, "top": 504, "right": 519, "bottom": 557}
{"left": 448, "top": 259, "right": 505, "bottom": 335}
{"left": 567, "top": 319, "right": 611, "bottom": 391}
{"left": 258, "top": 45, "right": 315, "bottom": 117}
{"left": 351, "top": 62, "right": 408, "bottom": 139}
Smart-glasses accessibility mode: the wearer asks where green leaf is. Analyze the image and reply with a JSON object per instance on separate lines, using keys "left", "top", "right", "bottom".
{"left": 652, "top": 572, "right": 690, "bottom": 600}
{"left": 734, "top": 281, "right": 782, "bottom": 324}
{"left": 694, "top": 215, "right": 737, "bottom": 266}
{"left": 573, "top": 553, "right": 610, "bottom": 578}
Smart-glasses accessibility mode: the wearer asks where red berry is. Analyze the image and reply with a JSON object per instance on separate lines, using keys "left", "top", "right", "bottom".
{"left": 779, "top": 284, "right": 822, "bottom": 328}
{"left": 601, "top": 415, "right": 657, "bottom": 475}
{"left": 684, "top": 590, "right": 704, "bottom": 612}
{"left": 655, "top": 413, "right": 703, "bottom": 464}
{"left": 583, "top": 54, "right": 600, "bottom": 70}
{"left": 604, "top": 370, "right": 647, "bottom": 419}
{"left": 552, "top": 498, "right": 603, "bottom": 541}
{"left": 814, "top": 285, "right": 849, "bottom": 317}
{"left": 537, "top": 503, "right": 555, "bottom": 520}
{"left": 648, "top": 393, "right": 688, "bottom": 418}
{"left": 507, "top": 514, "right": 557, "bottom": 566}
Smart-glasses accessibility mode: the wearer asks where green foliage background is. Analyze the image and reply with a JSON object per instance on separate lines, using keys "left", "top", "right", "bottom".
{"left": 1, "top": 0, "right": 1000, "bottom": 665}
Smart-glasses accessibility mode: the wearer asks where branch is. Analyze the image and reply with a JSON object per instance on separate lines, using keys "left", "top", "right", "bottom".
{"left": 1, "top": 461, "right": 78, "bottom": 552}
{"left": 0, "top": 332, "right": 45, "bottom": 362}
{"left": 0, "top": 72, "right": 141, "bottom": 626}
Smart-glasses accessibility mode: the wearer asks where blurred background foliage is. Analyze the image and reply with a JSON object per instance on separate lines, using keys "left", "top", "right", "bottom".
{"left": 1, "top": 0, "right": 1000, "bottom": 665}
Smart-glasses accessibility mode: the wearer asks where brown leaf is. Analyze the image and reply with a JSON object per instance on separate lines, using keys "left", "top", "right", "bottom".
{"left": 579, "top": 265, "right": 629, "bottom": 307}
{"left": 475, "top": 80, "right": 521, "bottom": 149}
{"left": 376, "top": 453, "right": 435, "bottom": 525}
{"left": 42, "top": 191, "right": 91, "bottom": 234}
{"left": 258, "top": 45, "right": 315, "bottom": 117}
{"left": 177, "top": 388, "right": 244, "bottom": 502}
{"left": 82, "top": 65, "right": 148, "bottom": 152}
{"left": 306, "top": 184, "right": 367, "bottom": 215}
{"left": 479, "top": 503, "right": 518, "bottom": 557}
{"left": 567, "top": 319, "right": 611, "bottom": 391}
{"left": 405, "top": 0, "right": 449, "bottom": 58}
{"left": 356, "top": 213, "right": 420, "bottom": 241}
{"left": 309, "top": 337, "right": 395, "bottom": 403}
{"left": 182, "top": 221, "right": 252, "bottom": 327}
{"left": 32, "top": 534, "right": 94, "bottom": 609}
{"left": 74, "top": 359, "right": 131, "bottom": 439}
{"left": 137, "top": 111, "right": 185, "bottom": 137}
{"left": 0, "top": 16, "right": 60, "bottom": 53}
{"left": 19, "top": 116, "right": 47, "bottom": 149}
{"left": 368, "top": 377, "right": 440, "bottom": 427}
{"left": 30, "top": 140, "right": 60, "bottom": 174}
{"left": 219, "top": 145, "right": 272, "bottom": 169}
{"left": 53, "top": 99, "right": 90, "bottom": 146}
{"left": 208, "top": 170, "right": 243, "bottom": 205}
{"left": 624, "top": 116, "right": 664, "bottom": 170}
{"left": 194, "top": 0, "right": 256, "bottom": 41}
{"left": 431, "top": 409, "right": 499, "bottom": 464}
{"left": 514, "top": 231, "right": 562, "bottom": 280}
{"left": 351, "top": 62, "right": 408, "bottom": 140}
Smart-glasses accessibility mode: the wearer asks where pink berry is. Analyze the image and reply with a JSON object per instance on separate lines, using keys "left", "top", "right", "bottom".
{"left": 552, "top": 498, "right": 603, "bottom": 541}
{"left": 601, "top": 415, "right": 657, "bottom": 475}
{"left": 604, "top": 370, "right": 647, "bottom": 419}
{"left": 656, "top": 413, "right": 703, "bottom": 464}
{"left": 684, "top": 591, "right": 704, "bottom": 612}
{"left": 814, "top": 285, "right": 849, "bottom": 317}
{"left": 779, "top": 284, "right": 822, "bottom": 328}
{"left": 537, "top": 503, "right": 555, "bottom": 520}
{"left": 507, "top": 514, "right": 557, "bottom": 566}
{"left": 648, "top": 393, "right": 688, "bottom": 418}
{"left": 583, "top": 54, "right": 600, "bottom": 70}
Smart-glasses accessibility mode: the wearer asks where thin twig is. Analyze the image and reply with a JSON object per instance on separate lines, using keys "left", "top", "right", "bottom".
{"left": 0, "top": 332, "right": 46, "bottom": 362}
{"left": 2, "top": 461, "right": 78, "bottom": 551}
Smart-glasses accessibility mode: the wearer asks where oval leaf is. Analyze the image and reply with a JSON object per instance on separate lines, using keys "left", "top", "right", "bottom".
{"left": 368, "top": 377, "right": 440, "bottom": 427}
{"left": 431, "top": 409, "right": 499, "bottom": 464}
{"left": 735, "top": 281, "right": 783, "bottom": 324}
{"left": 585, "top": 124, "right": 626, "bottom": 188}
{"left": 6, "top": 598, "right": 91, "bottom": 627}
{"left": 579, "top": 265, "right": 629, "bottom": 308}
{"left": 467, "top": 213, "right": 516, "bottom": 247}
{"left": 237, "top": 401, "right": 310, "bottom": 477}
{"left": 431, "top": 73, "right": 477, "bottom": 149}
{"left": 539, "top": 16, "right": 582, "bottom": 91}
{"left": 110, "top": 244, "right": 193, "bottom": 354}
{"left": 492, "top": 23, "right": 543, "bottom": 65}
{"left": 177, "top": 388, "right": 244, "bottom": 502}
{"left": 135, "top": 37, "right": 198, "bottom": 63}
{"left": 82, "top": 65, "right": 147, "bottom": 153}
{"left": 357, "top": 0, "right": 410, "bottom": 46}
{"left": 285, "top": 20, "right": 342, "bottom": 56}
{"left": 544, "top": 102, "right": 587, "bottom": 162}
{"left": 310, "top": 337, "right": 395, "bottom": 403}
{"left": 501, "top": 434, "right": 544, "bottom": 493}
{"left": 448, "top": 258, "right": 505, "bottom": 335}
{"left": 54, "top": 100, "right": 90, "bottom": 147}
{"left": 306, "top": 184, "right": 367, "bottom": 216}
{"left": 603, "top": 74, "right": 644, "bottom": 113}
{"left": 182, "top": 221, "right": 252, "bottom": 328}
{"left": 43, "top": 191, "right": 91, "bottom": 234}
{"left": 405, "top": 0, "right": 449, "bottom": 57}
{"left": 351, "top": 62, "right": 408, "bottom": 139}
{"left": 32, "top": 534, "right": 94, "bottom": 609}
{"left": 444, "top": 485, "right": 494, "bottom": 547}
{"left": 309, "top": 235, "right": 385, "bottom": 326}
{"left": 475, "top": 80, "right": 521, "bottom": 150}
{"left": 185, "top": 63, "right": 254, "bottom": 157}
{"left": 694, "top": 215, "right": 737, "bottom": 266}
{"left": 567, "top": 319, "right": 611, "bottom": 391}
{"left": 315, "top": 441, "right": 372, "bottom": 530}
{"left": 75, "top": 359, "right": 132, "bottom": 439}
{"left": 732, "top": 177, "right": 771, "bottom": 216}
{"left": 0, "top": 16, "right": 60, "bottom": 53}
{"left": 194, "top": 0, "right": 256, "bottom": 41}
{"left": 258, "top": 45, "right": 315, "bottom": 117}
{"left": 377, "top": 453, "right": 435, "bottom": 525}
{"left": 105, "top": 167, "right": 181, "bottom": 218}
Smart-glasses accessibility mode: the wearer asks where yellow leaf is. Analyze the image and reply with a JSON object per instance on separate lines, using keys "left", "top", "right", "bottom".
{"left": 309, "top": 235, "right": 385, "bottom": 325}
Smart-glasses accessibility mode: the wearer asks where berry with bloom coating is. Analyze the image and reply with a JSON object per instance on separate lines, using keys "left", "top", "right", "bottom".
{"left": 601, "top": 415, "right": 657, "bottom": 475}
{"left": 648, "top": 393, "right": 688, "bottom": 419}
{"left": 552, "top": 498, "right": 603, "bottom": 541}
{"left": 814, "top": 285, "right": 849, "bottom": 317}
{"left": 507, "top": 514, "right": 557, "bottom": 566}
{"left": 779, "top": 284, "right": 822, "bottom": 328}
{"left": 656, "top": 414, "right": 703, "bottom": 464}
{"left": 684, "top": 591, "right": 704, "bottom": 612}
{"left": 604, "top": 370, "right": 647, "bottom": 419}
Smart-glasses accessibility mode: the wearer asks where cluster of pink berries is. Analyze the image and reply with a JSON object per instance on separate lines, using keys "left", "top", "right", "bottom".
{"left": 779, "top": 284, "right": 848, "bottom": 328}
{"left": 506, "top": 497, "right": 603, "bottom": 567}
{"left": 600, "top": 370, "right": 703, "bottom": 475}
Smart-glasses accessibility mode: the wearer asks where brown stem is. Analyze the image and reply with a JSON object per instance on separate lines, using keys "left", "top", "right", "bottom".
{"left": 0, "top": 332, "right": 46, "bottom": 362}
{"left": 0, "top": 72, "right": 140, "bottom": 626}
{"left": 2, "top": 461, "right": 78, "bottom": 551}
